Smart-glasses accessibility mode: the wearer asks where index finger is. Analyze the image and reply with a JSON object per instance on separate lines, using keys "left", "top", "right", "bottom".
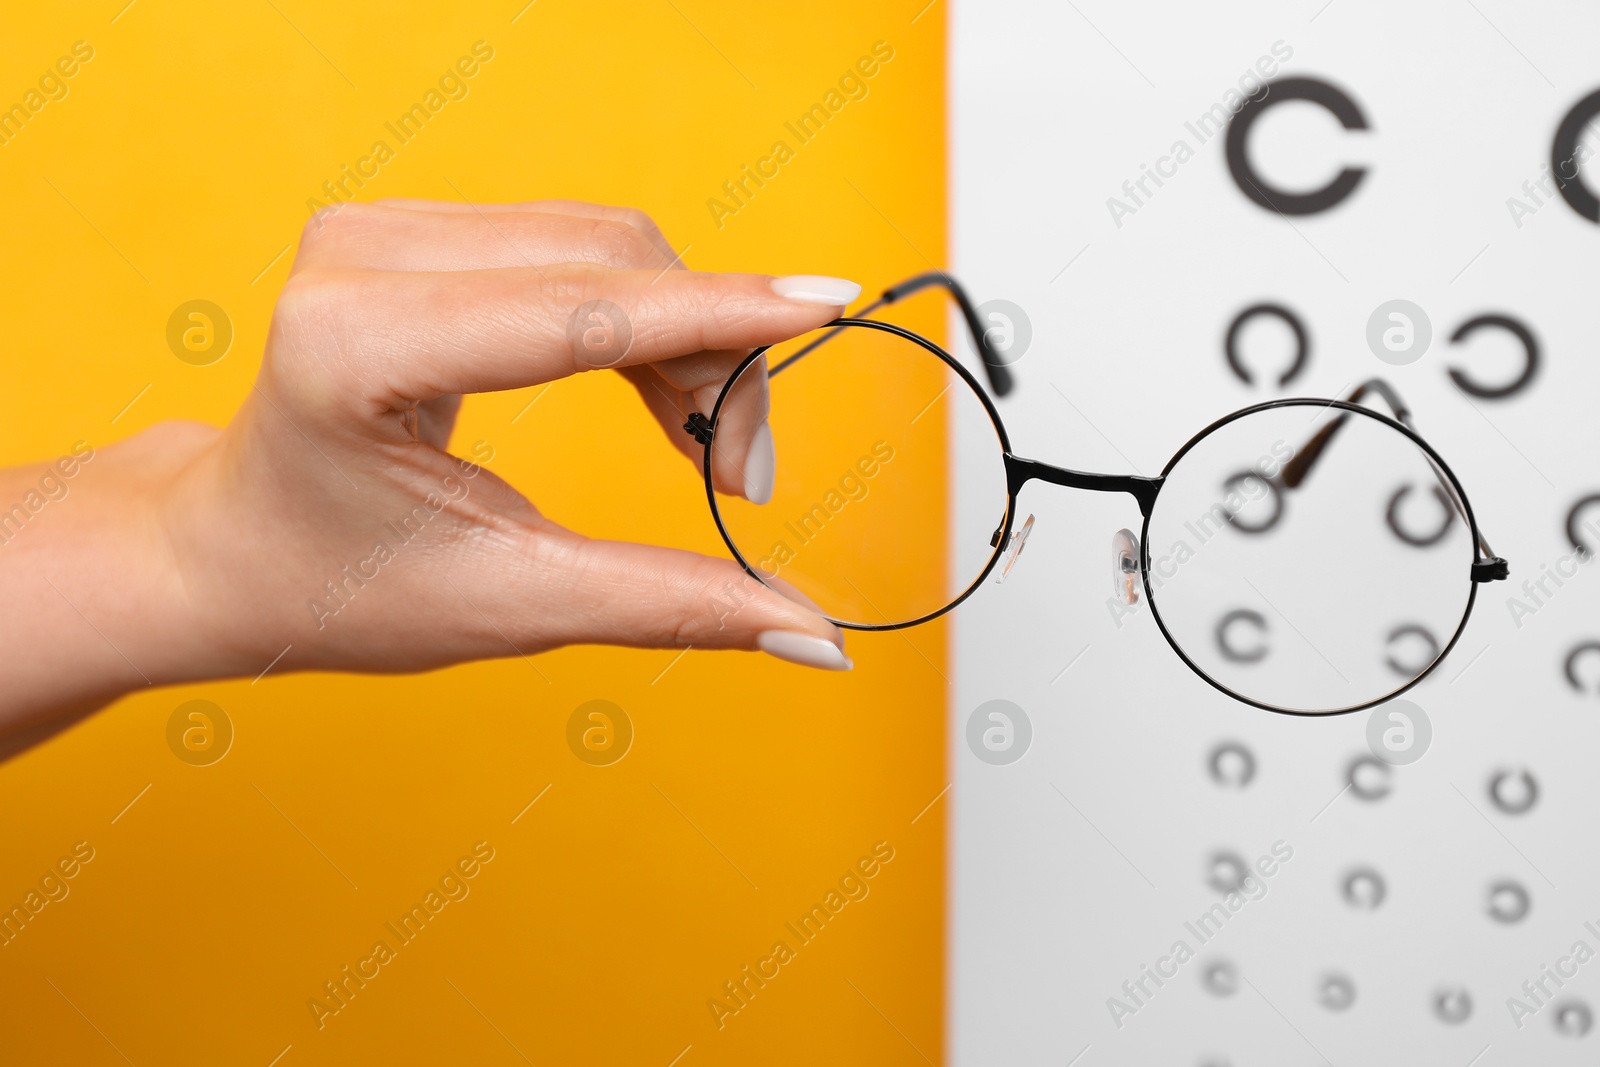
{"left": 276, "top": 263, "right": 860, "bottom": 405}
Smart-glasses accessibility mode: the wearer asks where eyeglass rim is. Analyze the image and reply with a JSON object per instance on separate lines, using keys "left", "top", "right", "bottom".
{"left": 1140, "top": 396, "right": 1484, "bottom": 717}
{"left": 701, "top": 317, "right": 1017, "bottom": 633}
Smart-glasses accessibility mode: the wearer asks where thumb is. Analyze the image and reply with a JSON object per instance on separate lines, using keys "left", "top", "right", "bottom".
{"left": 543, "top": 538, "right": 852, "bottom": 670}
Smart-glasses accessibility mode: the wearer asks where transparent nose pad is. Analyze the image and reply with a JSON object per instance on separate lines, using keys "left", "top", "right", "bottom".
{"left": 994, "top": 514, "right": 1035, "bottom": 584}
{"left": 1111, "top": 528, "right": 1140, "bottom": 605}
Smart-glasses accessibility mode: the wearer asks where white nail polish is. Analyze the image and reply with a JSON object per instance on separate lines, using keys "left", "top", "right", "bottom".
{"left": 744, "top": 420, "right": 775, "bottom": 504}
{"left": 757, "top": 631, "right": 853, "bottom": 671}
{"left": 771, "top": 275, "right": 862, "bottom": 306}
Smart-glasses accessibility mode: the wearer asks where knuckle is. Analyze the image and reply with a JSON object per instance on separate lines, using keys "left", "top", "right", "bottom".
{"left": 129, "top": 418, "right": 222, "bottom": 457}
{"left": 615, "top": 208, "right": 672, "bottom": 254}
{"left": 541, "top": 263, "right": 605, "bottom": 313}
{"left": 274, "top": 268, "right": 345, "bottom": 323}
{"left": 668, "top": 608, "right": 700, "bottom": 648}
{"left": 269, "top": 270, "right": 368, "bottom": 370}
{"left": 673, "top": 279, "right": 754, "bottom": 346}
{"left": 300, "top": 206, "right": 343, "bottom": 245}
{"left": 584, "top": 218, "right": 660, "bottom": 267}
{"left": 301, "top": 201, "right": 368, "bottom": 245}
{"left": 677, "top": 560, "right": 763, "bottom": 644}
{"left": 704, "top": 281, "right": 761, "bottom": 329}
{"left": 616, "top": 206, "right": 658, "bottom": 234}
{"left": 298, "top": 202, "right": 392, "bottom": 259}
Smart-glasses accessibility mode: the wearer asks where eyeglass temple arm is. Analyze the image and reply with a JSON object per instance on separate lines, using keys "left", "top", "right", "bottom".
{"left": 766, "top": 273, "right": 1014, "bottom": 394}
{"left": 1280, "top": 378, "right": 1507, "bottom": 581}
{"left": 1278, "top": 379, "right": 1409, "bottom": 488}
{"left": 875, "top": 272, "right": 1015, "bottom": 398}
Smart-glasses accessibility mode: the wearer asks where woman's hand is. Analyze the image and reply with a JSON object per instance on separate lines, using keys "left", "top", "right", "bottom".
{"left": 1, "top": 199, "right": 861, "bottom": 746}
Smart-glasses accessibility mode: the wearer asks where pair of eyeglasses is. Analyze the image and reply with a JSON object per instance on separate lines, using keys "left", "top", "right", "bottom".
{"left": 683, "top": 273, "right": 1509, "bottom": 716}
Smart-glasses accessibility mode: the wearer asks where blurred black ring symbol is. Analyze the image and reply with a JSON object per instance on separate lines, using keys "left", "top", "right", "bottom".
{"left": 1448, "top": 314, "right": 1539, "bottom": 399}
{"left": 1207, "top": 850, "right": 1250, "bottom": 894}
{"left": 1555, "top": 1001, "right": 1595, "bottom": 1037}
{"left": 1222, "top": 471, "right": 1284, "bottom": 533}
{"left": 1226, "top": 77, "right": 1369, "bottom": 215}
{"left": 1341, "top": 867, "right": 1386, "bottom": 910}
{"left": 1553, "top": 87, "right": 1600, "bottom": 222}
{"left": 1434, "top": 988, "right": 1473, "bottom": 1024}
{"left": 1347, "top": 754, "right": 1393, "bottom": 801}
{"left": 1386, "top": 484, "right": 1455, "bottom": 546}
{"left": 1208, "top": 741, "right": 1257, "bottom": 788}
{"left": 1216, "top": 609, "right": 1269, "bottom": 663}
{"left": 1489, "top": 769, "right": 1539, "bottom": 815}
{"left": 1385, "top": 624, "right": 1440, "bottom": 677}
{"left": 1318, "top": 973, "right": 1356, "bottom": 1011}
{"left": 1487, "top": 879, "right": 1531, "bottom": 924}
{"left": 1202, "top": 959, "right": 1239, "bottom": 997}
{"left": 1564, "top": 641, "right": 1600, "bottom": 693}
{"left": 1224, "top": 304, "right": 1308, "bottom": 386}
{"left": 1566, "top": 493, "right": 1600, "bottom": 558}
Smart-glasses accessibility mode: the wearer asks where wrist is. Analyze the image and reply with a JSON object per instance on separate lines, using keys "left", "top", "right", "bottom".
{"left": 0, "top": 422, "right": 236, "bottom": 734}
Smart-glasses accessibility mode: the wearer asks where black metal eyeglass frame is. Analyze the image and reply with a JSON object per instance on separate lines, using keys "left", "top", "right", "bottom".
{"left": 684, "top": 272, "right": 1511, "bottom": 716}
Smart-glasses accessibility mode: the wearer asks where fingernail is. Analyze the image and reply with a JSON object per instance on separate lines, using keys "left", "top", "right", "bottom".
{"left": 757, "top": 631, "right": 853, "bottom": 671}
{"left": 771, "top": 275, "right": 862, "bottom": 306}
{"left": 744, "top": 420, "right": 775, "bottom": 504}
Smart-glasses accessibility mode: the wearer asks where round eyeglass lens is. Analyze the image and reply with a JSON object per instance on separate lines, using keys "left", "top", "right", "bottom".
{"left": 708, "top": 322, "right": 1011, "bottom": 628}
{"left": 1143, "top": 402, "right": 1476, "bottom": 714}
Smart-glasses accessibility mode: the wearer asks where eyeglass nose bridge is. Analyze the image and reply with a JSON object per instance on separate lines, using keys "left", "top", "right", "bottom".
{"left": 992, "top": 455, "right": 1161, "bottom": 597}
{"left": 1002, "top": 454, "right": 1163, "bottom": 517}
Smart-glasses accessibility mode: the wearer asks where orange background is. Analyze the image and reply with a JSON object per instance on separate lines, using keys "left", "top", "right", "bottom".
{"left": 0, "top": 2, "right": 950, "bottom": 1064}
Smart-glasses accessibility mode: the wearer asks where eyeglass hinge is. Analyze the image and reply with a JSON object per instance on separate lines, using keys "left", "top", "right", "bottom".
{"left": 683, "top": 412, "right": 714, "bottom": 445}
{"left": 1471, "top": 556, "right": 1509, "bottom": 582}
